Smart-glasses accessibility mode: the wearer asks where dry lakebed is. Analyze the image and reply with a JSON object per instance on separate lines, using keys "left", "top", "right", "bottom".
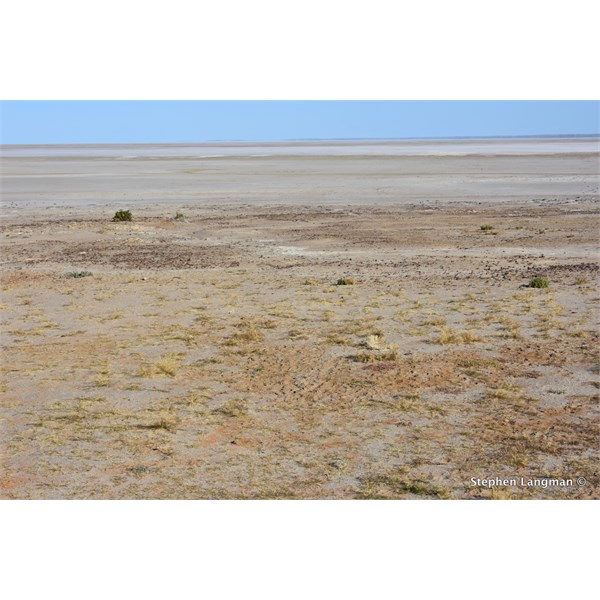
{"left": 1, "top": 138, "right": 598, "bottom": 499}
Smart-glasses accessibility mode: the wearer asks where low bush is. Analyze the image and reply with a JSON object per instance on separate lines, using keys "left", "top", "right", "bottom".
{"left": 336, "top": 277, "right": 355, "bottom": 286}
{"left": 65, "top": 271, "right": 93, "bottom": 278}
{"left": 112, "top": 209, "right": 132, "bottom": 222}
{"left": 528, "top": 276, "right": 550, "bottom": 288}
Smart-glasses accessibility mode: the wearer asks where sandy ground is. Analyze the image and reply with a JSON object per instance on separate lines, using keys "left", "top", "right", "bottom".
{"left": 1, "top": 140, "right": 599, "bottom": 499}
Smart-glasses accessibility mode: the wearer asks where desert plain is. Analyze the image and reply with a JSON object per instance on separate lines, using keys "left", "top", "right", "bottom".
{"left": 1, "top": 138, "right": 599, "bottom": 499}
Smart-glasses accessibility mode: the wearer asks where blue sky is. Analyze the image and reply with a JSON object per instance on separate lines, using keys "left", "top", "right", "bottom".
{"left": 1, "top": 101, "right": 598, "bottom": 144}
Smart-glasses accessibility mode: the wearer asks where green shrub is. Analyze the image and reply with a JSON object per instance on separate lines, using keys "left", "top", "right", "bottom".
{"left": 336, "top": 277, "right": 355, "bottom": 286}
{"left": 480, "top": 225, "right": 494, "bottom": 231}
{"left": 112, "top": 209, "right": 132, "bottom": 222}
{"left": 528, "top": 276, "right": 550, "bottom": 288}
{"left": 174, "top": 211, "right": 185, "bottom": 221}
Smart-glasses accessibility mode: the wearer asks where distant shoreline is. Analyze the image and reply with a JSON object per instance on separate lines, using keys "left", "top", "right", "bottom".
{"left": 2, "top": 136, "right": 598, "bottom": 159}
{"left": 2, "top": 134, "right": 599, "bottom": 150}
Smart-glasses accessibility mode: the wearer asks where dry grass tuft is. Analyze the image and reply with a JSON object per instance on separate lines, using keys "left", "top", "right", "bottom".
{"left": 156, "top": 356, "right": 180, "bottom": 376}
{"left": 215, "top": 398, "right": 248, "bottom": 418}
{"left": 289, "top": 328, "right": 309, "bottom": 340}
{"left": 226, "top": 321, "right": 264, "bottom": 345}
{"left": 363, "top": 332, "right": 385, "bottom": 349}
{"left": 139, "top": 417, "right": 178, "bottom": 432}
{"left": 436, "top": 327, "right": 480, "bottom": 345}
{"left": 358, "top": 473, "right": 450, "bottom": 499}
{"left": 352, "top": 347, "right": 399, "bottom": 363}
{"left": 323, "top": 334, "right": 353, "bottom": 346}
{"left": 137, "top": 354, "right": 181, "bottom": 377}
{"left": 496, "top": 316, "right": 522, "bottom": 339}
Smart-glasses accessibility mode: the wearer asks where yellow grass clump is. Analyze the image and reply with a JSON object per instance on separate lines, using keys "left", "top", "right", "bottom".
{"left": 436, "top": 327, "right": 480, "bottom": 345}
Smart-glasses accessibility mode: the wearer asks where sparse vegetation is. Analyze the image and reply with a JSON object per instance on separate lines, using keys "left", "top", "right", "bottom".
{"left": 289, "top": 329, "right": 309, "bottom": 340}
{"left": 423, "top": 315, "right": 447, "bottom": 327}
{"left": 137, "top": 355, "right": 181, "bottom": 378}
{"left": 215, "top": 398, "right": 248, "bottom": 418}
{"left": 436, "top": 327, "right": 479, "bottom": 344}
{"left": 358, "top": 473, "right": 450, "bottom": 499}
{"left": 336, "top": 277, "right": 355, "bottom": 286}
{"left": 362, "top": 332, "right": 385, "bottom": 349}
{"left": 480, "top": 225, "right": 494, "bottom": 231}
{"left": 353, "top": 348, "right": 399, "bottom": 362}
{"left": 4, "top": 191, "right": 598, "bottom": 501}
{"left": 112, "top": 209, "right": 132, "bottom": 222}
{"left": 486, "top": 381, "right": 523, "bottom": 401}
{"left": 65, "top": 271, "right": 93, "bottom": 278}
{"left": 496, "top": 316, "right": 522, "bottom": 339}
{"left": 528, "top": 276, "right": 550, "bottom": 289}
{"left": 156, "top": 355, "right": 179, "bottom": 376}
{"left": 139, "top": 418, "right": 177, "bottom": 432}
{"left": 226, "top": 321, "right": 264, "bottom": 345}
{"left": 92, "top": 374, "right": 111, "bottom": 388}
{"left": 323, "top": 334, "right": 353, "bottom": 345}
{"left": 174, "top": 211, "right": 185, "bottom": 221}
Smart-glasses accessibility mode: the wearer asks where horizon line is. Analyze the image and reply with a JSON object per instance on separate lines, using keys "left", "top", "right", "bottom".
{"left": 2, "top": 133, "right": 599, "bottom": 147}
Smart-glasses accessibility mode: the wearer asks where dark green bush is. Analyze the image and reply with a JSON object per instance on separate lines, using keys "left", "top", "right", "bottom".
{"left": 112, "top": 210, "right": 132, "bottom": 222}
{"left": 528, "top": 276, "right": 550, "bottom": 288}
